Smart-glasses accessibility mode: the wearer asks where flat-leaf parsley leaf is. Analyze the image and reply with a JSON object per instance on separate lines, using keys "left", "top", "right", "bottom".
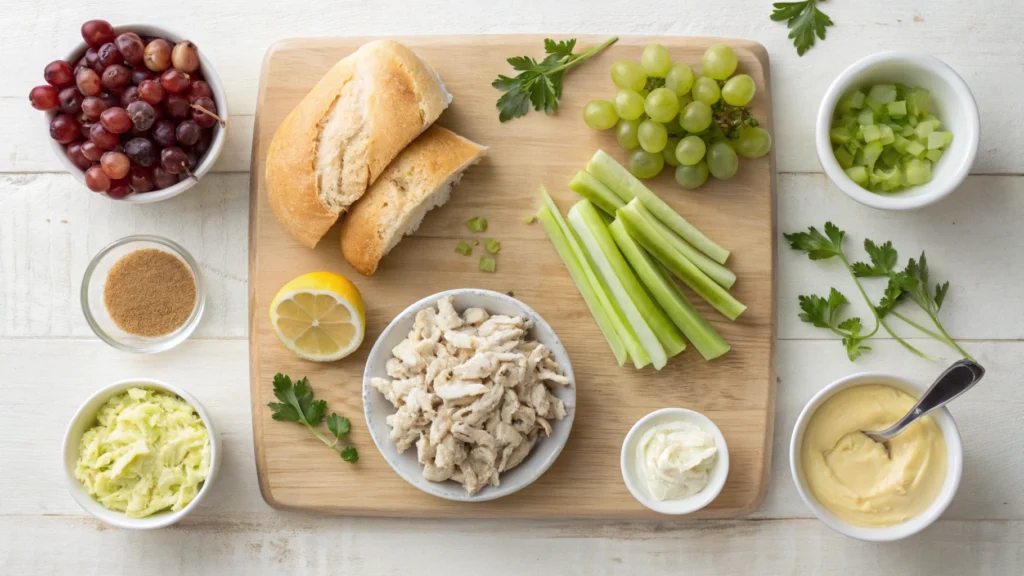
{"left": 268, "top": 373, "right": 359, "bottom": 464}
{"left": 770, "top": 0, "right": 834, "bottom": 56}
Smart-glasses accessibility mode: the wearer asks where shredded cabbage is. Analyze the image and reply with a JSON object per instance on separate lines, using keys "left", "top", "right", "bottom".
{"left": 75, "top": 387, "right": 211, "bottom": 518}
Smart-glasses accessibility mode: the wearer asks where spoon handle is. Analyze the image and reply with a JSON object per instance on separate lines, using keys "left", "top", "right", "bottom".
{"left": 877, "top": 359, "right": 985, "bottom": 440}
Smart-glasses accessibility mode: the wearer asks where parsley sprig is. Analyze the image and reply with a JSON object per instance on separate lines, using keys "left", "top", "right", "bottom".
{"left": 268, "top": 373, "right": 359, "bottom": 463}
{"left": 785, "top": 222, "right": 972, "bottom": 361}
{"left": 770, "top": 0, "right": 834, "bottom": 56}
{"left": 492, "top": 37, "right": 618, "bottom": 122}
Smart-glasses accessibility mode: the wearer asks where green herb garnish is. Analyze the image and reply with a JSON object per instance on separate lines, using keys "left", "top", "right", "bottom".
{"left": 268, "top": 374, "right": 358, "bottom": 463}
{"left": 492, "top": 37, "right": 618, "bottom": 122}
{"left": 479, "top": 256, "right": 497, "bottom": 273}
{"left": 466, "top": 217, "right": 488, "bottom": 233}
{"left": 485, "top": 238, "right": 501, "bottom": 254}
{"left": 455, "top": 241, "right": 473, "bottom": 256}
{"left": 785, "top": 222, "right": 971, "bottom": 361}
{"left": 770, "top": 1, "right": 834, "bottom": 56}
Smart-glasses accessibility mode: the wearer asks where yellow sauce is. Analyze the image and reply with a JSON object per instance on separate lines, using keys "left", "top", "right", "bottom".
{"left": 801, "top": 384, "right": 947, "bottom": 527}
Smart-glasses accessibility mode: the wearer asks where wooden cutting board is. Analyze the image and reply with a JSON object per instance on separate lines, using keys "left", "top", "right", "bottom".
{"left": 249, "top": 35, "right": 775, "bottom": 518}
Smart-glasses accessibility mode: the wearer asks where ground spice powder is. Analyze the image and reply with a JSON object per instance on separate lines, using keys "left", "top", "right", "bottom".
{"left": 103, "top": 248, "right": 197, "bottom": 337}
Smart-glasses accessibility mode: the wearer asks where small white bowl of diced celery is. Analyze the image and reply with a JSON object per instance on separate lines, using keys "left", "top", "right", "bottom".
{"left": 817, "top": 52, "right": 979, "bottom": 210}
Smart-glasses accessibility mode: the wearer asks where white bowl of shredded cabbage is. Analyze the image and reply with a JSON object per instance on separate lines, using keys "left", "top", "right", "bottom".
{"left": 61, "top": 378, "right": 220, "bottom": 529}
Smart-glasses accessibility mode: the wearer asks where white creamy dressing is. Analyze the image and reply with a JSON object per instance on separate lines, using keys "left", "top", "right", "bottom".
{"left": 636, "top": 421, "right": 717, "bottom": 500}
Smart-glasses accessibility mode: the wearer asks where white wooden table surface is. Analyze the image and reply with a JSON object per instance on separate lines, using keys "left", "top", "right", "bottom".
{"left": 3, "top": 1, "right": 1023, "bottom": 573}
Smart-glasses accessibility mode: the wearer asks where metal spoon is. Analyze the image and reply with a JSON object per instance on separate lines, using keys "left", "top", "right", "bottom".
{"left": 863, "top": 358, "right": 985, "bottom": 446}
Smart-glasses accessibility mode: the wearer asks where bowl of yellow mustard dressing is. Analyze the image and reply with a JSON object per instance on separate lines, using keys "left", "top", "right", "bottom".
{"left": 790, "top": 373, "right": 963, "bottom": 541}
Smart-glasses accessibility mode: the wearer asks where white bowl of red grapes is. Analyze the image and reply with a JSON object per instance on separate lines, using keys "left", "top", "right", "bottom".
{"left": 29, "top": 20, "right": 227, "bottom": 202}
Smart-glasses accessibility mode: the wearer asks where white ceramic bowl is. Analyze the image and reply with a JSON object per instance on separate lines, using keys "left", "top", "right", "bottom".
{"left": 62, "top": 378, "right": 221, "bottom": 529}
{"left": 816, "top": 51, "right": 979, "bottom": 210}
{"left": 789, "top": 372, "right": 963, "bottom": 541}
{"left": 47, "top": 23, "right": 227, "bottom": 203}
{"left": 363, "top": 289, "right": 576, "bottom": 502}
{"left": 620, "top": 408, "right": 729, "bottom": 515}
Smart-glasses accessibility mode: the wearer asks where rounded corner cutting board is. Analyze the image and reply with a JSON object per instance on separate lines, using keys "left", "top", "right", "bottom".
{"left": 249, "top": 36, "right": 776, "bottom": 519}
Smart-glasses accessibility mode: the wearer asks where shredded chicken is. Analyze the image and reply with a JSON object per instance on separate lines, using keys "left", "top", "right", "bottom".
{"left": 373, "top": 296, "right": 570, "bottom": 495}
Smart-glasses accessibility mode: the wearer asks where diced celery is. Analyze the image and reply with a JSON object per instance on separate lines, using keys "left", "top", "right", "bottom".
{"left": 905, "top": 140, "right": 926, "bottom": 157}
{"left": 869, "top": 171, "right": 882, "bottom": 186}
{"left": 845, "top": 165, "right": 869, "bottom": 185}
{"left": 857, "top": 108, "right": 876, "bottom": 126}
{"left": 586, "top": 150, "right": 730, "bottom": 264}
{"left": 927, "top": 131, "right": 946, "bottom": 150}
{"left": 923, "top": 114, "right": 940, "bottom": 125}
{"left": 617, "top": 200, "right": 747, "bottom": 321}
{"left": 905, "top": 158, "right": 932, "bottom": 185}
{"left": 879, "top": 124, "right": 895, "bottom": 145}
{"left": 568, "top": 200, "right": 674, "bottom": 368}
{"left": 877, "top": 109, "right": 892, "bottom": 125}
{"left": 915, "top": 119, "right": 939, "bottom": 139}
{"left": 538, "top": 188, "right": 644, "bottom": 366}
{"left": 609, "top": 219, "right": 731, "bottom": 361}
{"left": 861, "top": 140, "right": 884, "bottom": 168}
{"left": 887, "top": 100, "right": 907, "bottom": 117}
{"left": 901, "top": 124, "right": 917, "bottom": 137}
{"left": 864, "top": 96, "right": 884, "bottom": 113}
{"left": 867, "top": 84, "right": 898, "bottom": 104}
{"left": 893, "top": 134, "right": 911, "bottom": 154}
{"left": 907, "top": 87, "right": 930, "bottom": 116}
{"left": 840, "top": 90, "right": 866, "bottom": 111}
{"left": 908, "top": 114, "right": 919, "bottom": 127}
{"left": 861, "top": 124, "right": 881, "bottom": 143}
{"left": 938, "top": 131, "right": 953, "bottom": 146}
{"left": 830, "top": 126, "right": 853, "bottom": 145}
{"left": 569, "top": 171, "right": 624, "bottom": 216}
{"left": 877, "top": 166, "right": 902, "bottom": 190}
{"left": 632, "top": 202, "right": 736, "bottom": 289}
{"left": 836, "top": 114, "right": 858, "bottom": 129}
{"left": 926, "top": 148, "right": 944, "bottom": 163}
{"left": 844, "top": 140, "right": 861, "bottom": 156}
{"left": 834, "top": 146, "right": 855, "bottom": 169}
{"left": 880, "top": 147, "right": 901, "bottom": 168}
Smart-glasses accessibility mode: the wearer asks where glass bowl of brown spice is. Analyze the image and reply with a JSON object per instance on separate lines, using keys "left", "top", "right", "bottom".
{"left": 81, "top": 235, "right": 205, "bottom": 353}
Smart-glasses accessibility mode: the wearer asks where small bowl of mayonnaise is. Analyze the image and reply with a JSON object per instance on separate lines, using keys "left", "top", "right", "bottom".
{"left": 620, "top": 408, "right": 729, "bottom": 515}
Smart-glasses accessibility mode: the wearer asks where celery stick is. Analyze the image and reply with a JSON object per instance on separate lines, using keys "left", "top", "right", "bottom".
{"left": 538, "top": 188, "right": 647, "bottom": 367}
{"left": 586, "top": 150, "right": 730, "bottom": 265}
{"left": 618, "top": 200, "right": 747, "bottom": 321}
{"left": 568, "top": 200, "right": 674, "bottom": 369}
{"left": 610, "top": 219, "right": 730, "bottom": 360}
{"left": 636, "top": 202, "right": 736, "bottom": 289}
{"left": 569, "top": 171, "right": 624, "bottom": 216}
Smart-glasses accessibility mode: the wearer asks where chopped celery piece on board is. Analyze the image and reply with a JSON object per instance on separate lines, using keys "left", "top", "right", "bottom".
{"left": 479, "top": 256, "right": 496, "bottom": 272}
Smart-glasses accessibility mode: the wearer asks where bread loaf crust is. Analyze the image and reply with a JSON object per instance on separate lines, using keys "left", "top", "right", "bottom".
{"left": 340, "top": 125, "right": 486, "bottom": 275}
{"left": 265, "top": 40, "right": 450, "bottom": 248}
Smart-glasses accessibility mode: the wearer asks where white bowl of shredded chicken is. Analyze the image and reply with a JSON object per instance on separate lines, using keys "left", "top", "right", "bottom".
{"left": 364, "top": 289, "right": 576, "bottom": 501}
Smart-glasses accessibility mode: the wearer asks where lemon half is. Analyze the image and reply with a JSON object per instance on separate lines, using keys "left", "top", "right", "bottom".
{"left": 270, "top": 271, "right": 365, "bottom": 362}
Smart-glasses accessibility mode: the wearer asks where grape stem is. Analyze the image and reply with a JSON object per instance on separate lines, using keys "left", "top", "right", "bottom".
{"left": 191, "top": 103, "right": 227, "bottom": 126}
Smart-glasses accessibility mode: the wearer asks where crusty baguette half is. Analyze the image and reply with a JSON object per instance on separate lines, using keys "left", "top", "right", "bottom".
{"left": 265, "top": 40, "right": 452, "bottom": 248}
{"left": 340, "top": 126, "right": 487, "bottom": 275}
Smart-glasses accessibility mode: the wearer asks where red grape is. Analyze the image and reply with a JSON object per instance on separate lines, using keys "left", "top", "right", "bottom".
{"left": 130, "top": 67, "right": 153, "bottom": 85}
{"left": 120, "top": 86, "right": 141, "bottom": 107}
{"left": 124, "top": 137, "right": 157, "bottom": 167}
{"left": 100, "top": 151, "right": 131, "bottom": 179}
{"left": 107, "top": 178, "right": 132, "bottom": 199}
{"left": 85, "top": 47, "right": 102, "bottom": 72}
{"left": 101, "top": 64, "right": 131, "bottom": 92}
{"left": 115, "top": 33, "right": 145, "bottom": 66}
{"left": 29, "top": 85, "right": 60, "bottom": 110}
{"left": 100, "top": 91, "right": 120, "bottom": 109}
{"left": 49, "top": 114, "right": 80, "bottom": 143}
{"left": 85, "top": 165, "right": 112, "bottom": 192}
{"left": 164, "top": 94, "right": 191, "bottom": 119}
{"left": 191, "top": 96, "right": 218, "bottom": 128}
{"left": 176, "top": 120, "right": 201, "bottom": 146}
{"left": 143, "top": 39, "right": 172, "bottom": 72}
{"left": 44, "top": 61, "right": 75, "bottom": 88}
{"left": 171, "top": 41, "right": 200, "bottom": 73}
{"left": 58, "top": 87, "right": 84, "bottom": 115}
{"left": 183, "top": 148, "right": 198, "bottom": 170}
{"left": 194, "top": 131, "right": 212, "bottom": 155}
{"left": 152, "top": 166, "right": 178, "bottom": 189}
{"left": 97, "top": 43, "right": 122, "bottom": 68}
{"left": 81, "top": 140, "right": 103, "bottom": 161}
{"left": 81, "top": 20, "right": 115, "bottom": 48}
{"left": 161, "top": 146, "right": 188, "bottom": 174}
{"left": 100, "top": 106, "right": 132, "bottom": 134}
{"left": 66, "top": 141, "right": 93, "bottom": 171}
{"left": 152, "top": 120, "right": 177, "bottom": 147}
{"left": 186, "top": 80, "right": 212, "bottom": 103}
{"left": 138, "top": 79, "right": 164, "bottom": 105}
{"left": 76, "top": 68, "right": 102, "bottom": 96}
{"left": 160, "top": 69, "right": 190, "bottom": 94}
{"left": 81, "top": 97, "right": 107, "bottom": 120}
{"left": 126, "top": 101, "right": 156, "bottom": 131}
{"left": 79, "top": 120, "right": 95, "bottom": 141}
{"left": 128, "top": 166, "right": 154, "bottom": 192}
{"left": 89, "top": 123, "right": 119, "bottom": 149}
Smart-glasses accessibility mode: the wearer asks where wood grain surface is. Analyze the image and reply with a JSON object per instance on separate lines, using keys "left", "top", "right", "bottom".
{"left": 248, "top": 35, "right": 775, "bottom": 518}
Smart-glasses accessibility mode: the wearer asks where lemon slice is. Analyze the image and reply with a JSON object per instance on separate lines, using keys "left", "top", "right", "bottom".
{"left": 270, "top": 271, "right": 365, "bottom": 362}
